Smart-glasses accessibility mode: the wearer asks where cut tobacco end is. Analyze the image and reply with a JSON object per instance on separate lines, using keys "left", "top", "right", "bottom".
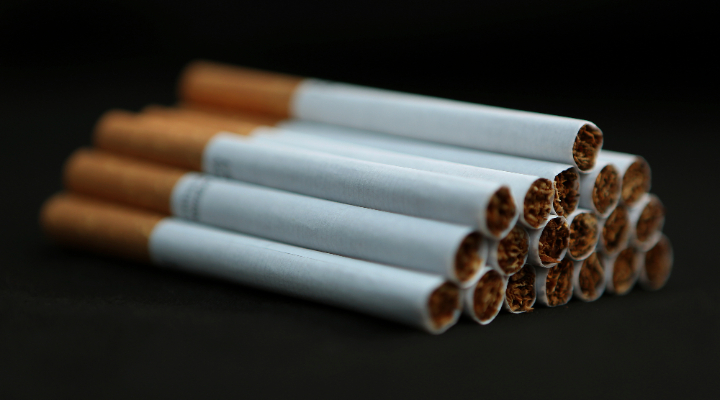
{"left": 568, "top": 211, "right": 599, "bottom": 259}
{"left": 572, "top": 124, "right": 603, "bottom": 171}
{"left": 486, "top": 187, "right": 516, "bottom": 236}
{"left": 472, "top": 269, "right": 506, "bottom": 323}
{"left": 496, "top": 225, "right": 529, "bottom": 276}
{"left": 428, "top": 282, "right": 461, "bottom": 330}
{"left": 454, "top": 232, "right": 484, "bottom": 283}
{"left": 504, "top": 265, "right": 536, "bottom": 313}
{"left": 553, "top": 168, "right": 579, "bottom": 217}
{"left": 577, "top": 252, "right": 604, "bottom": 300}
{"left": 641, "top": 235, "right": 673, "bottom": 290}
{"left": 523, "top": 178, "right": 554, "bottom": 228}
{"left": 636, "top": 196, "right": 665, "bottom": 243}
{"left": 592, "top": 164, "right": 621, "bottom": 214}
{"left": 538, "top": 217, "right": 570, "bottom": 265}
{"left": 544, "top": 258, "right": 574, "bottom": 306}
{"left": 622, "top": 159, "right": 651, "bottom": 205}
{"left": 612, "top": 247, "right": 639, "bottom": 295}
{"left": 601, "top": 204, "right": 630, "bottom": 254}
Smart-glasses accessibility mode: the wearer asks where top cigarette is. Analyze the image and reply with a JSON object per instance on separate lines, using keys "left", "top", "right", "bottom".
{"left": 179, "top": 61, "right": 604, "bottom": 171}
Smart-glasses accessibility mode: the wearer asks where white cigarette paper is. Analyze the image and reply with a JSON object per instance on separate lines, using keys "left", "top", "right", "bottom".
{"left": 527, "top": 215, "right": 570, "bottom": 268}
{"left": 572, "top": 252, "right": 606, "bottom": 302}
{"left": 578, "top": 159, "right": 621, "bottom": 218}
{"left": 277, "top": 120, "right": 580, "bottom": 217}
{"left": 597, "top": 150, "right": 651, "bottom": 207}
{"left": 291, "top": 80, "right": 603, "bottom": 171}
{"left": 565, "top": 208, "right": 601, "bottom": 261}
{"left": 172, "top": 173, "right": 487, "bottom": 286}
{"left": 601, "top": 248, "right": 643, "bottom": 295}
{"left": 627, "top": 193, "right": 665, "bottom": 251}
{"left": 462, "top": 267, "right": 508, "bottom": 325}
{"left": 250, "top": 128, "right": 554, "bottom": 229}
{"left": 503, "top": 264, "right": 537, "bottom": 314}
{"left": 534, "top": 259, "right": 574, "bottom": 307}
{"left": 638, "top": 234, "right": 673, "bottom": 291}
{"left": 203, "top": 134, "right": 518, "bottom": 238}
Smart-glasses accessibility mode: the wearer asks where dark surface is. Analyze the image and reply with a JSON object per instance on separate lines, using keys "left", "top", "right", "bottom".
{"left": 1, "top": 1, "right": 718, "bottom": 399}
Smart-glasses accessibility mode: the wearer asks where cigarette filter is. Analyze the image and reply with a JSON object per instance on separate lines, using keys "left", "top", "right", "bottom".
{"left": 572, "top": 252, "right": 606, "bottom": 302}
{"left": 627, "top": 194, "right": 665, "bottom": 251}
{"left": 578, "top": 159, "right": 621, "bottom": 217}
{"left": 503, "top": 264, "right": 537, "bottom": 314}
{"left": 462, "top": 267, "right": 508, "bottom": 325}
{"left": 93, "top": 111, "right": 518, "bottom": 238}
{"left": 40, "top": 194, "right": 462, "bottom": 334}
{"left": 64, "top": 149, "right": 488, "bottom": 286}
{"left": 565, "top": 208, "right": 600, "bottom": 261}
{"left": 486, "top": 224, "right": 529, "bottom": 276}
{"left": 273, "top": 119, "right": 581, "bottom": 218}
{"left": 638, "top": 234, "right": 673, "bottom": 291}
{"left": 597, "top": 150, "right": 651, "bottom": 207}
{"left": 527, "top": 216, "right": 570, "bottom": 268}
{"left": 179, "top": 61, "right": 604, "bottom": 171}
{"left": 597, "top": 203, "right": 630, "bottom": 256}
{"left": 535, "top": 258, "right": 574, "bottom": 307}
{"left": 602, "top": 247, "right": 643, "bottom": 295}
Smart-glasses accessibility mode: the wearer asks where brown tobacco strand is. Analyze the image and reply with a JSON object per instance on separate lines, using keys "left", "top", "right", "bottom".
{"left": 572, "top": 124, "right": 603, "bottom": 171}
{"left": 602, "top": 205, "right": 629, "bottom": 253}
{"left": 592, "top": 165, "right": 620, "bottom": 214}
{"left": 613, "top": 248, "right": 637, "bottom": 293}
{"left": 644, "top": 238, "right": 671, "bottom": 289}
{"left": 622, "top": 160, "right": 651, "bottom": 205}
{"left": 497, "top": 226, "right": 529, "bottom": 275}
{"left": 524, "top": 178, "right": 554, "bottom": 228}
{"left": 505, "top": 266, "right": 535, "bottom": 312}
{"left": 428, "top": 283, "right": 460, "bottom": 329}
{"left": 545, "top": 258, "right": 574, "bottom": 306}
{"left": 569, "top": 212, "right": 598, "bottom": 258}
{"left": 578, "top": 253, "right": 603, "bottom": 298}
{"left": 553, "top": 169, "right": 579, "bottom": 217}
{"left": 486, "top": 187, "right": 516, "bottom": 236}
{"left": 636, "top": 197, "right": 665, "bottom": 242}
{"left": 538, "top": 218, "right": 570, "bottom": 264}
{"left": 454, "top": 233, "right": 484, "bottom": 282}
{"left": 473, "top": 271, "right": 505, "bottom": 321}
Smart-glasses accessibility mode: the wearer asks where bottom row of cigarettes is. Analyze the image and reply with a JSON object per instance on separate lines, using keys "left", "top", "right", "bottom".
{"left": 41, "top": 186, "right": 672, "bottom": 334}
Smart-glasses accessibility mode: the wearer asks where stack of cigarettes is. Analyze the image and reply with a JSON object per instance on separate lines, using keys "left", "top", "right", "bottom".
{"left": 40, "top": 60, "right": 673, "bottom": 334}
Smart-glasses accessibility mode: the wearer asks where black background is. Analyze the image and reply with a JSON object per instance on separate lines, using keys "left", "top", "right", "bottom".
{"left": 1, "top": 1, "right": 718, "bottom": 398}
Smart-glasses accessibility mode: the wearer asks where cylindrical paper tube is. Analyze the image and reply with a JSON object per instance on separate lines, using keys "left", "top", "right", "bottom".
{"left": 179, "top": 61, "right": 604, "bottom": 171}
{"left": 503, "top": 264, "right": 537, "bottom": 314}
{"left": 462, "top": 267, "right": 508, "bottom": 325}
{"left": 93, "top": 111, "right": 518, "bottom": 238}
{"left": 572, "top": 252, "right": 606, "bottom": 302}
{"left": 597, "top": 150, "right": 651, "bottom": 207}
{"left": 64, "top": 149, "right": 488, "bottom": 286}
{"left": 638, "top": 234, "right": 673, "bottom": 291}
{"left": 273, "top": 119, "right": 581, "bottom": 217}
{"left": 40, "top": 194, "right": 462, "bottom": 334}
{"left": 486, "top": 225, "right": 529, "bottom": 276}
{"left": 601, "top": 247, "right": 643, "bottom": 295}
{"left": 565, "top": 208, "right": 600, "bottom": 261}
{"left": 627, "top": 194, "right": 665, "bottom": 251}
{"left": 578, "top": 159, "right": 621, "bottom": 217}
{"left": 534, "top": 258, "right": 574, "bottom": 307}
{"left": 143, "top": 106, "right": 554, "bottom": 229}
{"left": 597, "top": 203, "right": 630, "bottom": 256}
{"left": 527, "top": 216, "right": 570, "bottom": 268}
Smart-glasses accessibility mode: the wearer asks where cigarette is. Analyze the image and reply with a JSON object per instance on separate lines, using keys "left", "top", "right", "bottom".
{"left": 93, "top": 110, "right": 518, "bottom": 238}
{"left": 503, "top": 264, "right": 537, "bottom": 313}
{"left": 64, "top": 149, "right": 488, "bottom": 286}
{"left": 179, "top": 61, "right": 604, "bottom": 171}
{"left": 572, "top": 252, "right": 606, "bottom": 302}
{"left": 40, "top": 193, "right": 462, "bottom": 333}
{"left": 628, "top": 194, "right": 665, "bottom": 251}
{"left": 486, "top": 224, "right": 530, "bottom": 276}
{"left": 597, "top": 150, "right": 651, "bottom": 207}
{"left": 535, "top": 258, "right": 574, "bottom": 307}
{"left": 597, "top": 203, "right": 630, "bottom": 256}
{"left": 602, "top": 247, "right": 643, "bottom": 295}
{"left": 259, "top": 118, "right": 582, "bottom": 218}
{"left": 565, "top": 208, "right": 600, "bottom": 261}
{"left": 527, "top": 215, "right": 570, "bottom": 267}
{"left": 144, "top": 106, "right": 554, "bottom": 229}
{"left": 578, "top": 159, "right": 621, "bottom": 217}
{"left": 462, "top": 267, "right": 508, "bottom": 325}
{"left": 638, "top": 234, "right": 673, "bottom": 291}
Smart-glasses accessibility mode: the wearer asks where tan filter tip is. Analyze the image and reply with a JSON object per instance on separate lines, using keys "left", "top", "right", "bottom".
{"left": 40, "top": 193, "right": 164, "bottom": 262}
